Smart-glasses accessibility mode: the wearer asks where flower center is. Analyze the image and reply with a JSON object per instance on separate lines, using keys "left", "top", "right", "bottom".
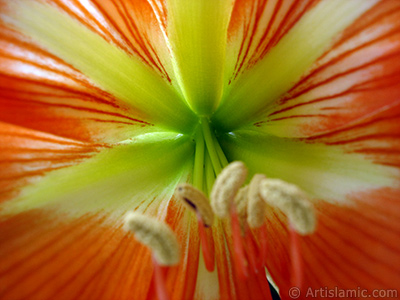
{"left": 192, "top": 117, "right": 229, "bottom": 194}
{"left": 124, "top": 119, "right": 318, "bottom": 298}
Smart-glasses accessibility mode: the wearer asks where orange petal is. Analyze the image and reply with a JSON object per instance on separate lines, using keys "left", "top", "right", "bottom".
{"left": 0, "top": 195, "right": 201, "bottom": 300}
{"left": 216, "top": 0, "right": 378, "bottom": 131}
{"left": 77, "top": 0, "right": 175, "bottom": 82}
{"left": 264, "top": 187, "right": 400, "bottom": 299}
{"left": 162, "top": 199, "right": 200, "bottom": 300}
{"left": 0, "top": 122, "right": 102, "bottom": 203}
{"left": 0, "top": 210, "right": 153, "bottom": 300}
{"left": 305, "top": 100, "right": 400, "bottom": 171}
{"left": 0, "top": 15, "right": 155, "bottom": 143}
{"left": 258, "top": 0, "right": 400, "bottom": 138}
{"left": 227, "top": 0, "right": 319, "bottom": 82}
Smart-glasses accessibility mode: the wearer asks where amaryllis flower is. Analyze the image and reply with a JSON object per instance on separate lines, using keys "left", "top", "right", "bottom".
{"left": 0, "top": 0, "right": 399, "bottom": 299}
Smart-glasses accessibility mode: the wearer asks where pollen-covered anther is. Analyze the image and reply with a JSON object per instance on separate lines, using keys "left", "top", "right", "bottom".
{"left": 175, "top": 183, "right": 214, "bottom": 227}
{"left": 247, "top": 174, "right": 267, "bottom": 228}
{"left": 259, "top": 179, "right": 316, "bottom": 235}
{"left": 124, "top": 212, "right": 180, "bottom": 266}
{"left": 211, "top": 161, "right": 248, "bottom": 218}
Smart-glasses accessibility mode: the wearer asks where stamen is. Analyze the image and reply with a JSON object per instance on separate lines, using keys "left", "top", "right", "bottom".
{"left": 124, "top": 212, "right": 180, "bottom": 266}
{"left": 234, "top": 185, "right": 262, "bottom": 273}
{"left": 196, "top": 217, "right": 215, "bottom": 272}
{"left": 230, "top": 206, "right": 249, "bottom": 279}
{"left": 244, "top": 226, "right": 261, "bottom": 274}
{"left": 175, "top": 184, "right": 215, "bottom": 272}
{"left": 233, "top": 185, "right": 249, "bottom": 226}
{"left": 175, "top": 183, "right": 214, "bottom": 227}
{"left": 152, "top": 256, "right": 170, "bottom": 300}
{"left": 258, "top": 224, "right": 269, "bottom": 266}
{"left": 259, "top": 178, "right": 316, "bottom": 235}
{"left": 125, "top": 212, "right": 179, "bottom": 300}
{"left": 209, "top": 161, "right": 250, "bottom": 277}
{"left": 247, "top": 174, "right": 267, "bottom": 228}
{"left": 289, "top": 224, "right": 303, "bottom": 288}
{"left": 211, "top": 161, "right": 248, "bottom": 218}
{"left": 259, "top": 178, "right": 316, "bottom": 289}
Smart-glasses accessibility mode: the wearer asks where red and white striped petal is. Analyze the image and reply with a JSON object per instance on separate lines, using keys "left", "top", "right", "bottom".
{"left": 0, "top": 21, "right": 155, "bottom": 143}
{"left": 1, "top": 132, "right": 192, "bottom": 219}
{"left": 0, "top": 134, "right": 196, "bottom": 300}
{"left": 0, "top": 211, "right": 153, "bottom": 300}
{"left": 0, "top": 193, "right": 272, "bottom": 300}
{"left": 305, "top": 101, "right": 400, "bottom": 169}
{"left": 214, "top": 0, "right": 379, "bottom": 131}
{"left": 0, "top": 198, "right": 177, "bottom": 300}
{"left": 225, "top": 0, "right": 320, "bottom": 86}
{"left": 220, "top": 4, "right": 400, "bottom": 295}
{"left": 0, "top": 122, "right": 102, "bottom": 203}
{"left": 162, "top": 199, "right": 201, "bottom": 300}
{"left": 0, "top": 0, "right": 195, "bottom": 134}
{"left": 255, "top": 0, "right": 400, "bottom": 139}
{"left": 221, "top": 103, "right": 400, "bottom": 299}
{"left": 264, "top": 187, "right": 400, "bottom": 300}
{"left": 50, "top": 0, "right": 176, "bottom": 83}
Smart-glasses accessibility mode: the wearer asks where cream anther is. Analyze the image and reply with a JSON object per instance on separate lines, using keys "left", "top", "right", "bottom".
{"left": 124, "top": 212, "right": 180, "bottom": 265}
{"left": 259, "top": 179, "right": 316, "bottom": 235}
{"left": 175, "top": 183, "right": 214, "bottom": 227}
{"left": 211, "top": 161, "right": 248, "bottom": 218}
{"left": 247, "top": 174, "right": 267, "bottom": 228}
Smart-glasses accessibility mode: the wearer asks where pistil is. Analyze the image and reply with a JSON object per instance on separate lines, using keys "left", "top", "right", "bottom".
{"left": 193, "top": 129, "right": 205, "bottom": 191}
{"left": 201, "top": 117, "right": 224, "bottom": 175}
{"left": 184, "top": 118, "right": 231, "bottom": 272}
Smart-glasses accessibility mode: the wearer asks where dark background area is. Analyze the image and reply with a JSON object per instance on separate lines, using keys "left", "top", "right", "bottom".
{"left": 269, "top": 282, "right": 280, "bottom": 300}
